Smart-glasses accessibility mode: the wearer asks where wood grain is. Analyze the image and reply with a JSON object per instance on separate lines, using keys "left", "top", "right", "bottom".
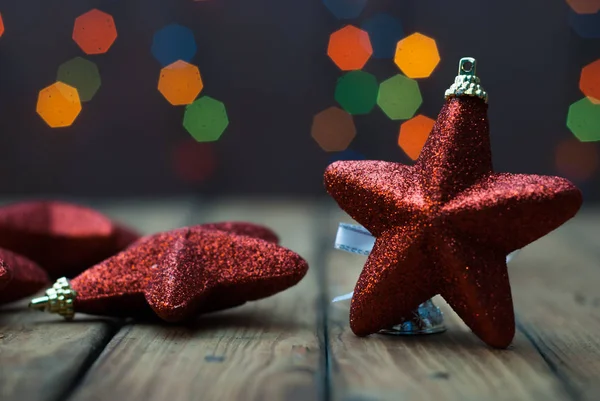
{"left": 69, "top": 200, "right": 324, "bottom": 401}
{"left": 324, "top": 208, "right": 574, "bottom": 401}
{"left": 510, "top": 215, "right": 600, "bottom": 401}
{"left": 0, "top": 200, "right": 195, "bottom": 401}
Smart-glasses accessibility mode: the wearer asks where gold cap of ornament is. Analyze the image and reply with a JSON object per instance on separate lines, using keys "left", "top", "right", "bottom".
{"left": 444, "top": 57, "right": 488, "bottom": 103}
{"left": 29, "top": 277, "right": 77, "bottom": 320}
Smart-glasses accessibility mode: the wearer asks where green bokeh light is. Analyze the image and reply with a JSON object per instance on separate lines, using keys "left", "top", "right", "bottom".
{"left": 377, "top": 74, "right": 422, "bottom": 120}
{"left": 56, "top": 57, "right": 101, "bottom": 102}
{"left": 567, "top": 97, "right": 600, "bottom": 142}
{"left": 183, "top": 96, "right": 229, "bottom": 142}
{"left": 334, "top": 71, "right": 378, "bottom": 115}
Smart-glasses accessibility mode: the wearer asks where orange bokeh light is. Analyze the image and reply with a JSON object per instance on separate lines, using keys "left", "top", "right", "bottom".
{"left": 394, "top": 33, "right": 440, "bottom": 79}
{"left": 158, "top": 60, "right": 204, "bottom": 105}
{"left": 555, "top": 138, "right": 599, "bottom": 181}
{"left": 73, "top": 9, "right": 117, "bottom": 55}
{"left": 312, "top": 107, "right": 356, "bottom": 152}
{"left": 580, "top": 59, "right": 600, "bottom": 104}
{"left": 566, "top": 0, "right": 600, "bottom": 14}
{"left": 398, "top": 114, "right": 435, "bottom": 160}
{"left": 327, "top": 25, "right": 373, "bottom": 71}
{"left": 0, "top": 13, "right": 5, "bottom": 38}
{"left": 36, "top": 82, "right": 82, "bottom": 128}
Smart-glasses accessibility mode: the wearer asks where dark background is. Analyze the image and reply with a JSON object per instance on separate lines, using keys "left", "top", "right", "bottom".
{"left": 0, "top": 0, "right": 598, "bottom": 200}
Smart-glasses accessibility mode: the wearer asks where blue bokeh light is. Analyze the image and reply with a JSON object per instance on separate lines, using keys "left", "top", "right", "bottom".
{"left": 569, "top": 10, "right": 600, "bottom": 39}
{"left": 322, "top": 0, "right": 368, "bottom": 20}
{"left": 151, "top": 24, "right": 197, "bottom": 66}
{"left": 361, "top": 13, "right": 404, "bottom": 59}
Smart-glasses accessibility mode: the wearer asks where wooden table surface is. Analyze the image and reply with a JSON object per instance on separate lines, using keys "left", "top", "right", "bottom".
{"left": 1, "top": 199, "right": 599, "bottom": 401}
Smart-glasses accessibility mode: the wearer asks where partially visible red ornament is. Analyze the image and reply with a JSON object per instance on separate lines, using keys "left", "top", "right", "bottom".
{"left": 0, "top": 248, "right": 49, "bottom": 305}
{"left": 324, "top": 58, "right": 582, "bottom": 348}
{"left": 0, "top": 201, "right": 140, "bottom": 278}
{"left": 30, "top": 222, "right": 308, "bottom": 321}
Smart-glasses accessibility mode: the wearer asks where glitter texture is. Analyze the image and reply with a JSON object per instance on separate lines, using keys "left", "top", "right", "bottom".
{"left": 70, "top": 222, "right": 308, "bottom": 322}
{"left": 324, "top": 96, "right": 582, "bottom": 348}
{"left": 0, "top": 248, "right": 49, "bottom": 305}
{"left": 0, "top": 201, "right": 140, "bottom": 278}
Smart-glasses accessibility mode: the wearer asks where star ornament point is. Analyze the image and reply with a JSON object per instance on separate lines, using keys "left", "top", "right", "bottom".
{"left": 324, "top": 97, "right": 582, "bottom": 348}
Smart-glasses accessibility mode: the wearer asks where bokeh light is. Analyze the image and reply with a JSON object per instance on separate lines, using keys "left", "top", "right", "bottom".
{"left": 555, "top": 138, "right": 599, "bottom": 181}
{"left": 377, "top": 74, "right": 422, "bottom": 120}
{"left": 73, "top": 9, "right": 117, "bottom": 55}
{"left": 158, "top": 60, "right": 204, "bottom": 106}
{"left": 566, "top": 0, "right": 600, "bottom": 14}
{"left": 398, "top": 115, "right": 434, "bottom": 160}
{"left": 394, "top": 33, "right": 440, "bottom": 79}
{"left": 569, "top": 10, "right": 600, "bottom": 38}
{"left": 322, "top": 0, "right": 367, "bottom": 20}
{"left": 172, "top": 140, "right": 216, "bottom": 183}
{"left": 0, "top": 13, "right": 4, "bottom": 38}
{"left": 327, "top": 25, "right": 372, "bottom": 71}
{"left": 567, "top": 97, "right": 600, "bottom": 142}
{"left": 36, "top": 82, "right": 82, "bottom": 128}
{"left": 183, "top": 96, "right": 229, "bottom": 142}
{"left": 334, "top": 71, "right": 378, "bottom": 115}
{"left": 328, "top": 149, "right": 365, "bottom": 163}
{"left": 311, "top": 107, "right": 356, "bottom": 152}
{"left": 57, "top": 57, "right": 101, "bottom": 102}
{"left": 580, "top": 59, "right": 600, "bottom": 103}
{"left": 152, "top": 24, "right": 197, "bottom": 67}
{"left": 361, "top": 13, "right": 404, "bottom": 59}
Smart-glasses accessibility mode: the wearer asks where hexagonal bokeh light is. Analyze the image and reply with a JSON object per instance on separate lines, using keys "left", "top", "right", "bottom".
{"left": 580, "top": 59, "right": 600, "bottom": 103}
{"left": 394, "top": 33, "right": 440, "bottom": 79}
{"left": 158, "top": 60, "right": 204, "bottom": 106}
{"left": 73, "top": 9, "right": 117, "bottom": 55}
{"left": 152, "top": 24, "right": 197, "bottom": 67}
{"left": 377, "top": 74, "right": 422, "bottom": 120}
{"left": 322, "top": 0, "right": 367, "bottom": 20}
{"left": 311, "top": 106, "right": 356, "bottom": 152}
{"left": 361, "top": 13, "right": 404, "bottom": 59}
{"left": 567, "top": 97, "right": 600, "bottom": 142}
{"left": 172, "top": 139, "right": 216, "bottom": 183}
{"left": 335, "top": 71, "right": 378, "bottom": 115}
{"left": 329, "top": 149, "right": 365, "bottom": 163}
{"left": 566, "top": 0, "right": 600, "bottom": 14}
{"left": 0, "top": 12, "right": 4, "bottom": 38}
{"left": 57, "top": 57, "right": 101, "bottom": 102}
{"left": 183, "top": 96, "right": 229, "bottom": 142}
{"left": 36, "top": 82, "right": 82, "bottom": 128}
{"left": 569, "top": 10, "right": 600, "bottom": 39}
{"left": 555, "top": 138, "right": 599, "bottom": 181}
{"left": 398, "top": 115, "right": 435, "bottom": 160}
{"left": 327, "top": 25, "right": 373, "bottom": 71}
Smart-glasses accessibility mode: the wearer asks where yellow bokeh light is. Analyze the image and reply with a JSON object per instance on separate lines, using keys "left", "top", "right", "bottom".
{"left": 158, "top": 60, "right": 204, "bottom": 105}
{"left": 394, "top": 33, "right": 440, "bottom": 79}
{"left": 36, "top": 82, "right": 82, "bottom": 128}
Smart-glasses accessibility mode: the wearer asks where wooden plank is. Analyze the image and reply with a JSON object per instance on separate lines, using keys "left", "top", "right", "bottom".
{"left": 324, "top": 207, "right": 572, "bottom": 401}
{"left": 0, "top": 200, "right": 195, "bottom": 401}
{"left": 69, "top": 199, "right": 324, "bottom": 401}
{"left": 510, "top": 212, "right": 600, "bottom": 401}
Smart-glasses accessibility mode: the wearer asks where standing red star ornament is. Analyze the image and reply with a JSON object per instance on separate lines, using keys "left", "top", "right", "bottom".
{"left": 0, "top": 201, "right": 140, "bottom": 278}
{"left": 0, "top": 248, "right": 49, "bottom": 305}
{"left": 30, "top": 222, "right": 308, "bottom": 322}
{"left": 324, "top": 58, "right": 582, "bottom": 348}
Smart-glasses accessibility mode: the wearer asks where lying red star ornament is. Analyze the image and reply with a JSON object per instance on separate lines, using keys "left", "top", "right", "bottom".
{"left": 30, "top": 222, "right": 308, "bottom": 322}
{"left": 0, "top": 248, "right": 49, "bottom": 305}
{"left": 0, "top": 201, "right": 140, "bottom": 278}
{"left": 324, "top": 58, "right": 582, "bottom": 348}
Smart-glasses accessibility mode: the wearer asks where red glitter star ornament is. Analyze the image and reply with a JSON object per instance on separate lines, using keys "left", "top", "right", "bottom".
{"left": 324, "top": 58, "right": 582, "bottom": 348}
{"left": 0, "top": 248, "right": 49, "bottom": 305}
{"left": 30, "top": 222, "right": 308, "bottom": 322}
{"left": 0, "top": 201, "right": 140, "bottom": 278}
